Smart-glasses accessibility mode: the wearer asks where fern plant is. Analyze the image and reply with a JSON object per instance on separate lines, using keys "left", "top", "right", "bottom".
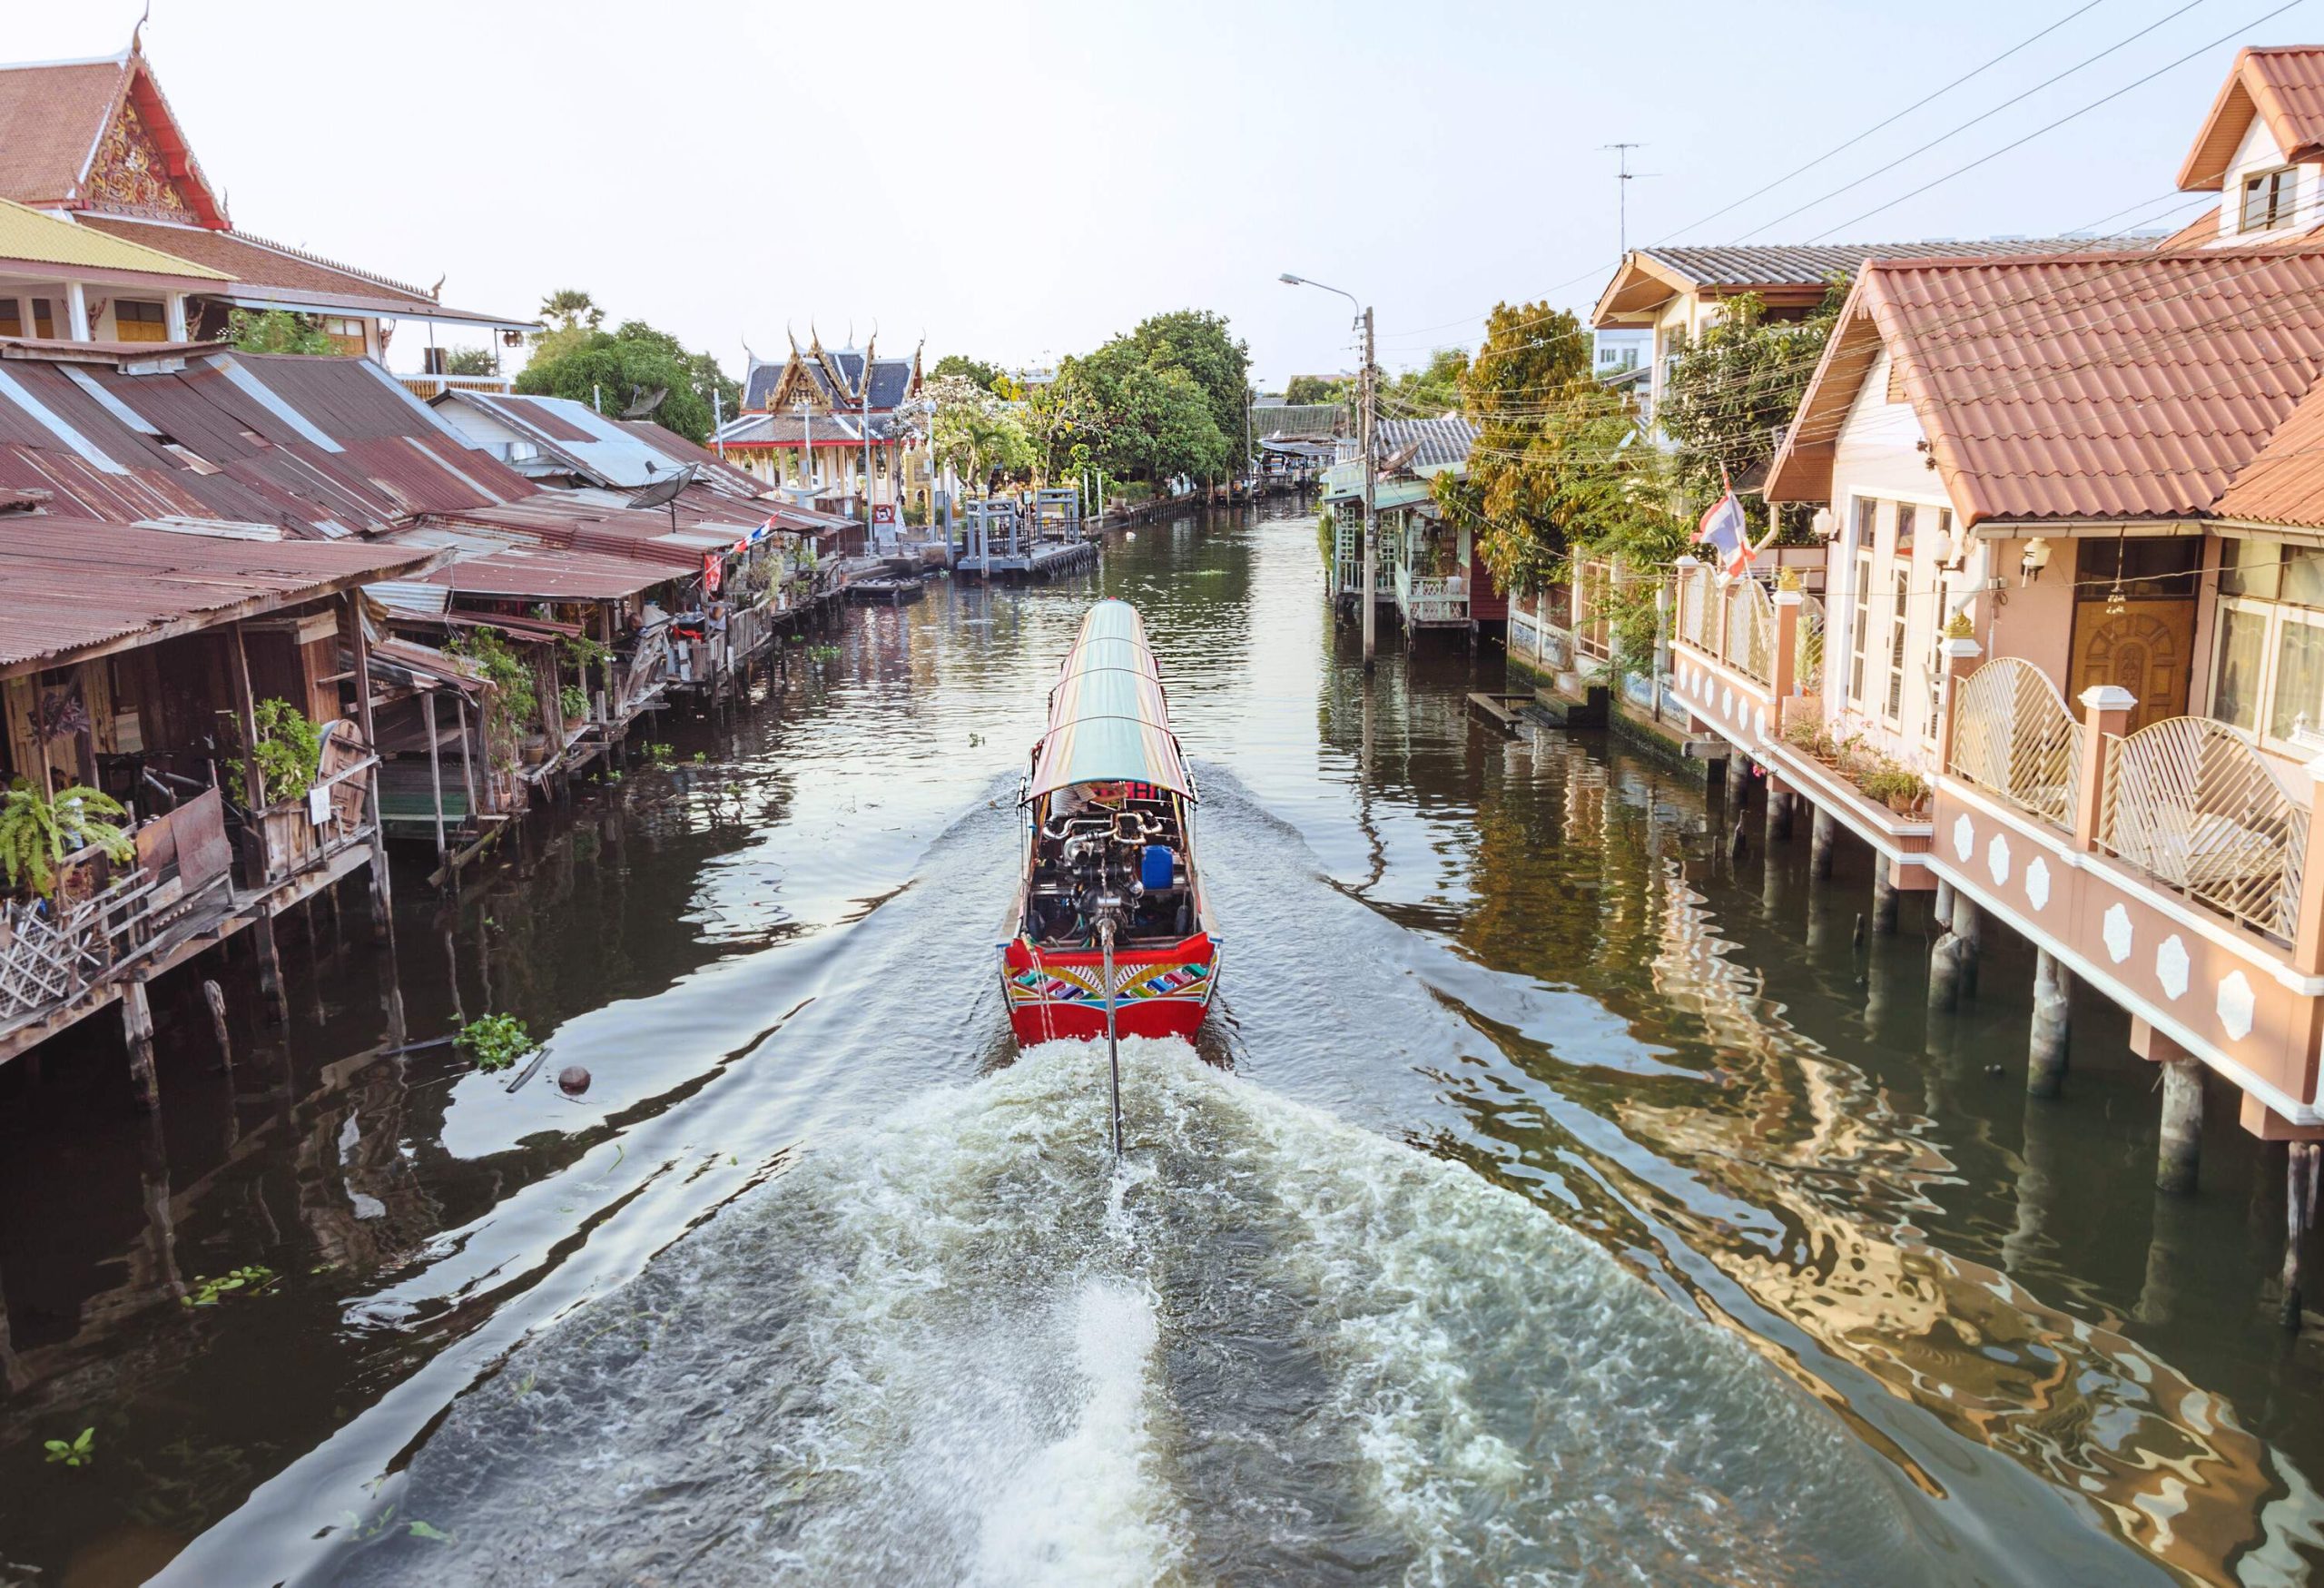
{"left": 0, "top": 780, "right": 134, "bottom": 898}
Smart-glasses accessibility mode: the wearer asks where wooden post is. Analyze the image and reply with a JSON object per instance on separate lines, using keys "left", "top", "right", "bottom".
{"left": 226, "top": 621, "right": 269, "bottom": 839}
{"left": 2286, "top": 1141, "right": 2319, "bottom": 1330}
{"left": 251, "top": 916, "right": 288, "bottom": 1026}
{"left": 2027, "top": 949, "right": 2070, "bottom": 1098}
{"left": 203, "top": 978, "right": 231, "bottom": 1069}
{"left": 2071, "top": 685, "right": 2138, "bottom": 853}
{"left": 123, "top": 978, "right": 159, "bottom": 1111}
{"left": 455, "top": 691, "right": 478, "bottom": 827}
{"left": 422, "top": 687, "right": 447, "bottom": 865}
{"left": 346, "top": 592, "right": 391, "bottom": 928}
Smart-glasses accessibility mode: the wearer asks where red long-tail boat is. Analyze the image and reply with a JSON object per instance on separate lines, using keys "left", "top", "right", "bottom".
{"left": 1000, "top": 600, "right": 1220, "bottom": 1047}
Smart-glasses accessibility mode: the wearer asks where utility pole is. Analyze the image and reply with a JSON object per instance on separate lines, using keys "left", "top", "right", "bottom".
{"left": 1359, "top": 305, "right": 1377, "bottom": 669}
{"left": 795, "top": 397, "right": 812, "bottom": 492}
{"left": 1600, "top": 142, "right": 1652, "bottom": 255}
{"left": 712, "top": 385, "right": 725, "bottom": 459}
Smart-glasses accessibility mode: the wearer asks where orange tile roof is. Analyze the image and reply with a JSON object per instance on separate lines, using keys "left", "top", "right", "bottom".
{"left": 1768, "top": 249, "right": 2324, "bottom": 526}
{"left": 0, "top": 54, "right": 129, "bottom": 209}
{"left": 81, "top": 215, "right": 436, "bottom": 305}
{"left": 2179, "top": 45, "right": 2324, "bottom": 191}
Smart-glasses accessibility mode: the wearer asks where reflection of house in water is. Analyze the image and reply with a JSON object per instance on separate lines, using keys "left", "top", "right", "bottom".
{"left": 1622, "top": 819, "right": 2291, "bottom": 1581}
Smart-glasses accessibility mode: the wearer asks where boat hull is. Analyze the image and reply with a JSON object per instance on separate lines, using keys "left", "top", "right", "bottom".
{"left": 1000, "top": 932, "right": 1219, "bottom": 1044}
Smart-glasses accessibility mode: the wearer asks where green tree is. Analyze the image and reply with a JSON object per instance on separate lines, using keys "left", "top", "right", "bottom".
{"left": 228, "top": 308, "right": 333, "bottom": 356}
{"left": 1385, "top": 347, "right": 1469, "bottom": 416}
{"left": 1124, "top": 309, "right": 1248, "bottom": 478}
{"left": 1057, "top": 340, "right": 1228, "bottom": 488}
{"left": 1283, "top": 373, "right": 1350, "bottom": 406}
{"left": 443, "top": 345, "right": 500, "bottom": 377}
{"left": 931, "top": 353, "right": 1006, "bottom": 392}
{"left": 1657, "top": 285, "right": 1842, "bottom": 538}
{"left": 514, "top": 318, "right": 738, "bottom": 443}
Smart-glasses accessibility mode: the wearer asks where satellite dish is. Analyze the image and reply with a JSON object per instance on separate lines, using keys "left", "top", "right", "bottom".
{"left": 620, "top": 386, "right": 668, "bottom": 419}
{"left": 628, "top": 463, "right": 697, "bottom": 510}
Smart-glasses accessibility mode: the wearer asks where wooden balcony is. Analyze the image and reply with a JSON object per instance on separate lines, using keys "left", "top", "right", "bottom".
{"left": 1935, "top": 652, "right": 2324, "bottom": 1124}
{"left": 0, "top": 790, "right": 237, "bottom": 1063}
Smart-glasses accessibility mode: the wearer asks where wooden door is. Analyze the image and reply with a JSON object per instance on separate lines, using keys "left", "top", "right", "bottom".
{"left": 2069, "top": 601, "right": 2197, "bottom": 734}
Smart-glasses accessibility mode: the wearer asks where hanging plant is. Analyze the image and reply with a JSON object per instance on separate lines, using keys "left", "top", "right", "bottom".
{"left": 0, "top": 780, "right": 134, "bottom": 898}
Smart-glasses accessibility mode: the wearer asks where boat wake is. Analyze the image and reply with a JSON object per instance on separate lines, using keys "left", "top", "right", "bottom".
{"left": 338, "top": 1039, "right": 1927, "bottom": 1586}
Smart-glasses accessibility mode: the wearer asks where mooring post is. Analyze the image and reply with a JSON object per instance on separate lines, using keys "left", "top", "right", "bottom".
{"left": 123, "top": 978, "right": 160, "bottom": 1111}
{"left": 2027, "top": 949, "right": 2071, "bottom": 1098}
{"left": 1870, "top": 855, "right": 1899, "bottom": 935}
{"left": 2286, "top": 1141, "right": 2319, "bottom": 1330}
{"left": 1809, "top": 806, "right": 1837, "bottom": 881}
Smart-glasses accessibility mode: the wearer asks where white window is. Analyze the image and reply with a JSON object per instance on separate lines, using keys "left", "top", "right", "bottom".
{"left": 2211, "top": 538, "right": 2324, "bottom": 752}
{"left": 1886, "top": 565, "right": 1910, "bottom": 724}
{"left": 2241, "top": 166, "right": 2299, "bottom": 233}
{"left": 1847, "top": 498, "right": 1876, "bottom": 706}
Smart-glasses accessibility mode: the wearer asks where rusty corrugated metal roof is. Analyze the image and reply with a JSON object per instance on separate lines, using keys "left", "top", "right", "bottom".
{"left": 0, "top": 514, "right": 443, "bottom": 673}
{"left": 1768, "top": 249, "right": 2324, "bottom": 526}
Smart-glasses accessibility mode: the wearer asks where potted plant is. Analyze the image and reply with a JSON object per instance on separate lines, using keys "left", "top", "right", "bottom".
{"left": 0, "top": 780, "right": 134, "bottom": 901}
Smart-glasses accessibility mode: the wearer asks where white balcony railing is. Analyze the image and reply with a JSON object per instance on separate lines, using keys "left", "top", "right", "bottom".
{"left": 1397, "top": 566, "right": 1470, "bottom": 625}
{"left": 1947, "top": 658, "right": 2083, "bottom": 829}
{"left": 394, "top": 370, "right": 515, "bottom": 400}
{"left": 2100, "top": 716, "right": 2310, "bottom": 942}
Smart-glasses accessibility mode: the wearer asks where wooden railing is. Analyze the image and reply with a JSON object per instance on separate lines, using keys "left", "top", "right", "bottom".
{"left": 0, "top": 789, "right": 232, "bottom": 1023}
{"left": 1947, "top": 658, "right": 2083, "bottom": 828}
{"left": 2099, "top": 716, "right": 2309, "bottom": 942}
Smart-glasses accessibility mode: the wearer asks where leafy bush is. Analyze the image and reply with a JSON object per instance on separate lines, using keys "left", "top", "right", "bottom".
{"left": 450, "top": 628, "right": 540, "bottom": 771}
{"left": 456, "top": 1014, "right": 538, "bottom": 1073}
{"left": 0, "top": 781, "right": 133, "bottom": 898}
{"left": 560, "top": 684, "right": 589, "bottom": 724}
{"left": 44, "top": 1427, "right": 94, "bottom": 1468}
{"left": 251, "top": 698, "right": 323, "bottom": 805}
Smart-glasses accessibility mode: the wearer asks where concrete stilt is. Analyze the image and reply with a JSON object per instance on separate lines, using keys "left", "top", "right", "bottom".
{"left": 2136, "top": 1189, "right": 2200, "bottom": 1327}
{"left": 1725, "top": 755, "right": 1750, "bottom": 813}
{"left": 2284, "top": 1141, "right": 2319, "bottom": 1330}
{"left": 1928, "top": 892, "right": 1981, "bottom": 1011}
{"left": 1954, "top": 892, "right": 1982, "bottom": 999}
{"left": 251, "top": 916, "right": 290, "bottom": 1026}
{"left": 2027, "top": 950, "right": 2071, "bottom": 1098}
{"left": 2157, "top": 1057, "right": 2205, "bottom": 1196}
{"left": 1767, "top": 784, "right": 1794, "bottom": 843}
{"left": 1809, "top": 807, "right": 1837, "bottom": 881}
{"left": 123, "top": 979, "right": 159, "bottom": 1111}
{"left": 2002, "top": 1086, "right": 2059, "bottom": 1274}
{"left": 1870, "top": 856, "right": 1899, "bottom": 935}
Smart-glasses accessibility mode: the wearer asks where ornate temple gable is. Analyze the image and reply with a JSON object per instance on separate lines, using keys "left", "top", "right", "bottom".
{"left": 84, "top": 90, "right": 193, "bottom": 222}
{"left": 74, "top": 50, "right": 227, "bottom": 228}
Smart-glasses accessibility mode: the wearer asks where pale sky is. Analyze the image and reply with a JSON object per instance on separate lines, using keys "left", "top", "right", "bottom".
{"left": 19, "top": 0, "right": 2312, "bottom": 383}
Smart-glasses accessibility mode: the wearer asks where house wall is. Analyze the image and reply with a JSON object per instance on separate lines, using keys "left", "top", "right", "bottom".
{"left": 1822, "top": 347, "right": 1965, "bottom": 769}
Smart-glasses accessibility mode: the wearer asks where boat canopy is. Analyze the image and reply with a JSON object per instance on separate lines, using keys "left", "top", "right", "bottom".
{"left": 1026, "top": 600, "right": 1195, "bottom": 802}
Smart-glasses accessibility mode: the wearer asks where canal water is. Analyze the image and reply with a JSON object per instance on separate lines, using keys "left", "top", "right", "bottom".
{"left": 6, "top": 501, "right": 2324, "bottom": 1584}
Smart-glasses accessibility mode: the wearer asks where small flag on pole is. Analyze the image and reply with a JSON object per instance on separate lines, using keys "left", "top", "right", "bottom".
{"left": 1695, "top": 474, "right": 1753, "bottom": 578}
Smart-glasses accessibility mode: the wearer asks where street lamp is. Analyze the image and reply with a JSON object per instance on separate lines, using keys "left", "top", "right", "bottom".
{"left": 1281, "top": 271, "right": 1377, "bottom": 669}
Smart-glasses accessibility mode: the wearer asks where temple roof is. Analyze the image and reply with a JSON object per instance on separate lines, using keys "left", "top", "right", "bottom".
{"left": 0, "top": 48, "right": 227, "bottom": 227}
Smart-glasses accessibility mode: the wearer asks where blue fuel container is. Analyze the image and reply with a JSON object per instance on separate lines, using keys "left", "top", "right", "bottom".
{"left": 1140, "top": 844, "right": 1175, "bottom": 891}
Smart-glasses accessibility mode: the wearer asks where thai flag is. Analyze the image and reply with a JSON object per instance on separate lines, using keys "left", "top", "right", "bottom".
{"left": 1695, "top": 485, "right": 1753, "bottom": 578}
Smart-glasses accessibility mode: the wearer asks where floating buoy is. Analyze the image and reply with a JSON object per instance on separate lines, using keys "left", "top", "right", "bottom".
{"left": 557, "top": 1065, "right": 592, "bottom": 1096}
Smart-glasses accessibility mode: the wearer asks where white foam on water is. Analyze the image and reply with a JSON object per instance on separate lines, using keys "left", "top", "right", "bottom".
{"left": 970, "top": 1276, "right": 1179, "bottom": 1586}
{"left": 336, "top": 1037, "right": 1925, "bottom": 1587}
